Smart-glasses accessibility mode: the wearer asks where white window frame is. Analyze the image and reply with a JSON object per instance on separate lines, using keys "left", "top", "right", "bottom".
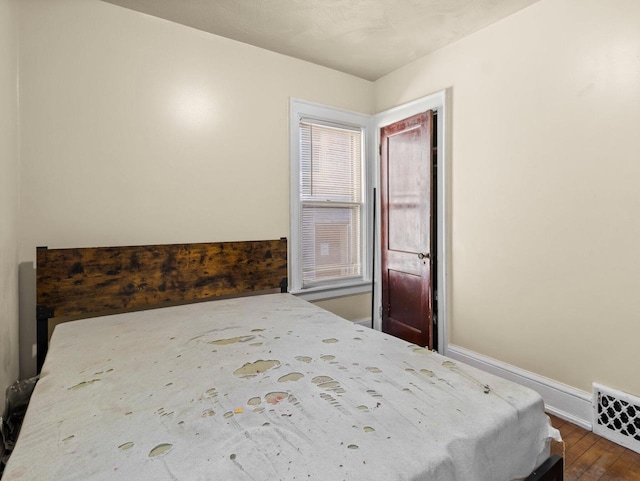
{"left": 290, "top": 99, "right": 373, "bottom": 301}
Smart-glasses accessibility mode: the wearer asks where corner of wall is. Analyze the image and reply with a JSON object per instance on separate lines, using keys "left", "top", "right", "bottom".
{"left": 0, "top": 0, "right": 22, "bottom": 409}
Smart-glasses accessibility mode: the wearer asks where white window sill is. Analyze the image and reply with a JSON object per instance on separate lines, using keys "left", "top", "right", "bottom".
{"left": 290, "top": 280, "right": 372, "bottom": 301}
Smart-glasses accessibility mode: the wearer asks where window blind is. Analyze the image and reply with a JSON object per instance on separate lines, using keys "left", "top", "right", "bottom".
{"left": 299, "top": 121, "right": 363, "bottom": 286}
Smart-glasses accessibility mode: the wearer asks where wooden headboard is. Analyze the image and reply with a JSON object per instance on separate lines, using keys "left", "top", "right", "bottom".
{"left": 36, "top": 238, "right": 287, "bottom": 372}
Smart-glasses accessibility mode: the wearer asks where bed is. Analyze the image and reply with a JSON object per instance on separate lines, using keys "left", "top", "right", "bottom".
{"left": 4, "top": 239, "right": 562, "bottom": 481}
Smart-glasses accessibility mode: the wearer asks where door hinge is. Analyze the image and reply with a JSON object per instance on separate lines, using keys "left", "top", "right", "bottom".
{"left": 434, "top": 289, "right": 438, "bottom": 302}
{"left": 378, "top": 306, "right": 383, "bottom": 318}
{"left": 379, "top": 144, "right": 382, "bottom": 156}
{"left": 433, "top": 313, "right": 438, "bottom": 326}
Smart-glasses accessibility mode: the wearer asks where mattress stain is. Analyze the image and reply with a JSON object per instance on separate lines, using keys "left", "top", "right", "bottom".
{"left": 322, "top": 338, "right": 339, "bottom": 344}
{"left": 313, "top": 375, "right": 345, "bottom": 393}
{"left": 295, "top": 356, "right": 312, "bottom": 363}
{"left": 320, "top": 393, "right": 341, "bottom": 409}
{"left": 251, "top": 329, "right": 265, "bottom": 332}
{"left": 206, "top": 388, "right": 218, "bottom": 398}
{"left": 210, "top": 335, "right": 256, "bottom": 345}
{"left": 312, "top": 376, "right": 334, "bottom": 385}
{"left": 249, "top": 342, "right": 263, "bottom": 347}
{"left": 356, "top": 405, "right": 369, "bottom": 412}
{"left": 318, "top": 381, "right": 340, "bottom": 389}
{"left": 320, "top": 355, "right": 335, "bottom": 361}
{"left": 67, "top": 379, "right": 100, "bottom": 390}
{"left": 366, "top": 367, "right": 382, "bottom": 373}
{"left": 278, "top": 372, "right": 304, "bottom": 383}
{"left": 363, "top": 426, "right": 375, "bottom": 432}
{"left": 265, "top": 392, "right": 289, "bottom": 405}
{"left": 367, "top": 389, "right": 383, "bottom": 398}
{"left": 247, "top": 397, "right": 261, "bottom": 406}
{"left": 420, "top": 369, "right": 435, "bottom": 377}
{"left": 408, "top": 345, "right": 431, "bottom": 354}
{"left": 347, "top": 444, "right": 359, "bottom": 449}
{"left": 233, "top": 360, "right": 281, "bottom": 378}
{"left": 118, "top": 442, "right": 134, "bottom": 451}
{"left": 223, "top": 411, "right": 234, "bottom": 419}
{"left": 442, "top": 360, "right": 456, "bottom": 368}
{"left": 62, "top": 435, "right": 75, "bottom": 442}
{"left": 148, "top": 443, "right": 173, "bottom": 458}
{"left": 202, "top": 409, "right": 215, "bottom": 417}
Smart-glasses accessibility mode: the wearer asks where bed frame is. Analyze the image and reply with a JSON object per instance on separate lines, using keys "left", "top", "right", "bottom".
{"left": 526, "top": 455, "right": 563, "bottom": 481}
{"left": 36, "top": 238, "right": 288, "bottom": 372}
{"left": 34, "top": 237, "right": 562, "bottom": 481}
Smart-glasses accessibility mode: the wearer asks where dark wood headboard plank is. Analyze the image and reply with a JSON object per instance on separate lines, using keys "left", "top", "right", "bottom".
{"left": 36, "top": 238, "right": 287, "bottom": 372}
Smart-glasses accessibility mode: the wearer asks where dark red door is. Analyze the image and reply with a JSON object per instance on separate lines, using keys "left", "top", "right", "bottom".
{"left": 380, "top": 111, "right": 434, "bottom": 347}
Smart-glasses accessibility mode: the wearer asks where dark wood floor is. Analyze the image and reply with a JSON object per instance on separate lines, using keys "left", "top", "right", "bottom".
{"left": 549, "top": 414, "right": 640, "bottom": 480}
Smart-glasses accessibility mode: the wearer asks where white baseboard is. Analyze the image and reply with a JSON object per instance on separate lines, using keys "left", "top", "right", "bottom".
{"left": 447, "top": 344, "right": 593, "bottom": 430}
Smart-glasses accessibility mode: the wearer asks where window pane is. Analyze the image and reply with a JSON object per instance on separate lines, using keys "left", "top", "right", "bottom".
{"left": 300, "top": 122, "right": 361, "bottom": 202}
{"left": 301, "top": 204, "right": 361, "bottom": 285}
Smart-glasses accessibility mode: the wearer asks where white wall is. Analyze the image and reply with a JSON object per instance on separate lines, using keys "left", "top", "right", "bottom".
{"left": 17, "top": 0, "right": 374, "bottom": 376}
{"left": 375, "top": 0, "right": 640, "bottom": 396}
{"left": 0, "top": 0, "right": 20, "bottom": 407}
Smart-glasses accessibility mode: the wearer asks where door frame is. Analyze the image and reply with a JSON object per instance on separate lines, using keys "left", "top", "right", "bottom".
{"left": 372, "top": 89, "right": 450, "bottom": 355}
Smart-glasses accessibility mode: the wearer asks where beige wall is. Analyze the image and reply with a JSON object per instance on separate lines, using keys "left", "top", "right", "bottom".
{"left": 375, "top": 0, "right": 640, "bottom": 396}
{"left": 17, "top": 0, "right": 374, "bottom": 376}
{"left": 0, "top": 0, "right": 20, "bottom": 406}
{"left": 313, "top": 293, "right": 372, "bottom": 322}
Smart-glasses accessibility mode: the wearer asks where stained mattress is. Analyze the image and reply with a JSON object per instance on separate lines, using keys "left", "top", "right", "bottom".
{"left": 4, "top": 293, "right": 559, "bottom": 480}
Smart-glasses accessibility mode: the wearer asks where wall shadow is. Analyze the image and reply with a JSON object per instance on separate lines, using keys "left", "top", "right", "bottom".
{"left": 18, "top": 262, "right": 36, "bottom": 379}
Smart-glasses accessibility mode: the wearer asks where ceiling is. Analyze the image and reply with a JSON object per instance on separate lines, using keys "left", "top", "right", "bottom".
{"left": 102, "top": 0, "right": 541, "bottom": 81}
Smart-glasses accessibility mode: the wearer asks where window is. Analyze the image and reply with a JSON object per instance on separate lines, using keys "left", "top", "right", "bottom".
{"left": 290, "top": 100, "right": 371, "bottom": 298}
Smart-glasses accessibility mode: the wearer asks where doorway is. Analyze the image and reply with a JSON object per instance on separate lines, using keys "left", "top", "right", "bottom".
{"left": 379, "top": 110, "right": 437, "bottom": 348}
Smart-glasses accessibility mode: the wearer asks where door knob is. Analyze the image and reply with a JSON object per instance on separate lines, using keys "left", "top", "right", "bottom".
{"left": 418, "top": 253, "right": 429, "bottom": 259}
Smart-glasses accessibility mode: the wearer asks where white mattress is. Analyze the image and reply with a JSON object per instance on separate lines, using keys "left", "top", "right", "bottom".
{"left": 5, "top": 293, "right": 559, "bottom": 480}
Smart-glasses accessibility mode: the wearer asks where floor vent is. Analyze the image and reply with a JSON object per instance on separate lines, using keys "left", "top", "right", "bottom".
{"left": 592, "top": 383, "right": 640, "bottom": 454}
